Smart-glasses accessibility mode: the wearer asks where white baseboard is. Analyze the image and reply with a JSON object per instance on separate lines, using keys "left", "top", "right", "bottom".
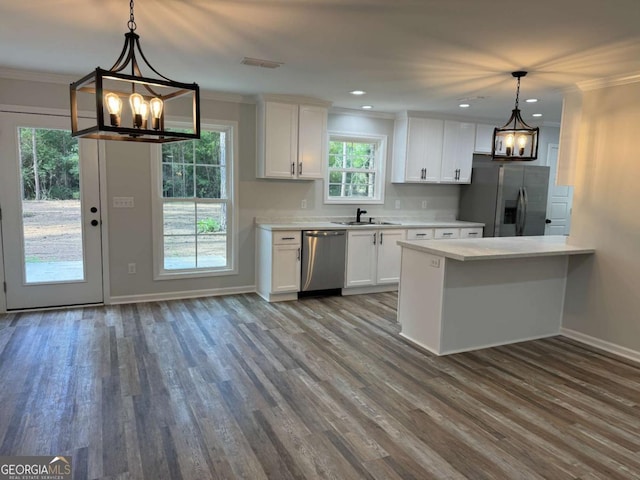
{"left": 109, "top": 285, "right": 255, "bottom": 305}
{"left": 561, "top": 328, "right": 640, "bottom": 365}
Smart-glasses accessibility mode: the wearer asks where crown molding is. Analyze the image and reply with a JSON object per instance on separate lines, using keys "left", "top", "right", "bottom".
{"left": 0, "top": 67, "right": 76, "bottom": 85}
{"left": 0, "top": 67, "right": 255, "bottom": 104}
{"left": 577, "top": 71, "right": 640, "bottom": 92}
{"left": 330, "top": 107, "right": 396, "bottom": 119}
{"left": 258, "top": 93, "right": 333, "bottom": 108}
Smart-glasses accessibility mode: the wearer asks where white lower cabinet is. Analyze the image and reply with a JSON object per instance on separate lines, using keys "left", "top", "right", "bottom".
{"left": 434, "top": 228, "right": 460, "bottom": 240}
{"left": 257, "top": 230, "right": 301, "bottom": 301}
{"left": 460, "top": 227, "right": 483, "bottom": 238}
{"left": 376, "top": 229, "right": 406, "bottom": 284}
{"left": 345, "top": 229, "right": 406, "bottom": 287}
{"left": 408, "top": 226, "right": 484, "bottom": 241}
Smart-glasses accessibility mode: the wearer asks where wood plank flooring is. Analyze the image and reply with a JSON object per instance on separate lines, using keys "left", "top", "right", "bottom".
{"left": 1, "top": 292, "right": 639, "bottom": 479}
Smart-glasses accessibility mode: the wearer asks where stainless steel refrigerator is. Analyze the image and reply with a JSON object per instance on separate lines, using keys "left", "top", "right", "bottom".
{"left": 459, "top": 163, "right": 550, "bottom": 237}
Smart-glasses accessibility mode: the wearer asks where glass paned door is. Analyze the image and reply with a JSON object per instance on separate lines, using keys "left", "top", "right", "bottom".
{"left": 19, "top": 127, "right": 85, "bottom": 283}
{"left": 0, "top": 113, "right": 103, "bottom": 310}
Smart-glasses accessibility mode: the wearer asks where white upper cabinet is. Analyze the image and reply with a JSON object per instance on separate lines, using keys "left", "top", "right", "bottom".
{"left": 440, "top": 121, "right": 476, "bottom": 184}
{"left": 257, "top": 98, "right": 329, "bottom": 180}
{"left": 393, "top": 115, "right": 475, "bottom": 184}
{"left": 393, "top": 117, "right": 443, "bottom": 182}
{"left": 297, "top": 105, "right": 327, "bottom": 179}
{"left": 474, "top": 123, "right": 495, "bottom": 154}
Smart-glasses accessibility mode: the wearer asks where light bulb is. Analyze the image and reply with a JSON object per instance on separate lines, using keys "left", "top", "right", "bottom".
{"left": 517, "top": 135, "right": 527, "bottom": 156}
{"left": 104, "top": 92, "right": 122, "bottom": 126}
{"left": 129, "top": 93, "right": 144, "bottom": 128}
{"left": 505, "top": 134, "right": 515, "bottom": 156}
{"left": 149, "top": 97, "right": 163, "bottom": 130}
{"left": 139, "top": 101, "right": 149, "bottom": 129}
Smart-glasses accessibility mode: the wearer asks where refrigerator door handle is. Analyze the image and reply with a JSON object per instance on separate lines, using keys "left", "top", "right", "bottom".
{"left": 515, "top": 187, "right": 524, "bottom": 236}
{"left": 522, "top": 187, "right": 529, "bottom": 234}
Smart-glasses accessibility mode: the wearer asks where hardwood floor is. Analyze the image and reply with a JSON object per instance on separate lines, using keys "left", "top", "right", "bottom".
{"left": 1, "top": 292, "right": 639, "bottom": 479}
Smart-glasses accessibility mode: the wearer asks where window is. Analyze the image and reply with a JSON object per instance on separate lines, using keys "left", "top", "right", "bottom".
{"left": 151, "top": 123, "right": 237, "bottom": 278}
{"left": 325, "top": 132, "right": 386, "bottom": 204}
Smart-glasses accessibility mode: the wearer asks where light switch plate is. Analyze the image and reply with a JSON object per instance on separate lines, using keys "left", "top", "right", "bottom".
{"left": 113, "top": 196, "right": 134, "bottom": 208}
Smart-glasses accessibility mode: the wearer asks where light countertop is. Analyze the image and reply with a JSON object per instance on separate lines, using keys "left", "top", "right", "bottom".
{"left": 398, "top": 235, "right": 595, "bottom": 261}
{"left": 257, "top": 220, "right": 484, "bottom": 231}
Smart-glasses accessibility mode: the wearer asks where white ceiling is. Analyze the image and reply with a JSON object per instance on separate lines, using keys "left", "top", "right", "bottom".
{"left": 2, "top": 0, "right": 640, "bottom": 123}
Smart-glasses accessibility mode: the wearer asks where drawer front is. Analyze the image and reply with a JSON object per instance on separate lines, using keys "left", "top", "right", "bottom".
{"left": 434, "top": 228, "right": 460, "bottom": 240}
{"left": 406, "top": 229, "right": 434, "bottom": 241}
{"left": 273, "top": 231, "right": 301, "bottom": 245}
{"left": 460, "top": 227, "right": 483, "bottom": 238}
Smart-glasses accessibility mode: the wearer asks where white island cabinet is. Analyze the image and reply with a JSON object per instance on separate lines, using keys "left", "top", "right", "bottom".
{"left": 397, "top": 236, "right": 594, "bottom": 355}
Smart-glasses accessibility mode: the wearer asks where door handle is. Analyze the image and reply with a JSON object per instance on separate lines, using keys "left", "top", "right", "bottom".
{"left": 90, "top": 207, "right": 98, "bottom": 213}
{"left": 522, "top": 187, "right": 529, "bottom": 232}
{"left": 299, "top": 162, "right": 302, "bottom": 175}
{"left": 373, "top": 232, "right": 376, "bottom": 245}
{"left": 91, "top": 219, "right": 99, "bottom": 227}
{"left": 545, "top": 219, "right": 552, "bottom": 224}
{"left": 291, "top": 162, "right": 295, "bottom": 175}
{"left": 297, "top": 247, "right": 300, "bottom": 261}
{"left": 380, "top": 232, "right": 383, "bottom": 244}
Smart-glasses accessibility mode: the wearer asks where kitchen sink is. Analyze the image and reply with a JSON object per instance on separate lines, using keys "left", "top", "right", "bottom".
{"left": 332, "top": 221, "right": 399, "bottom": 226}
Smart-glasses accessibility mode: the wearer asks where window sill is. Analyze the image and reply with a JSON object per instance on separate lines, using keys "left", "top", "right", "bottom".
{"left": 154, "top": 266, "right": 237, "bottom": 281}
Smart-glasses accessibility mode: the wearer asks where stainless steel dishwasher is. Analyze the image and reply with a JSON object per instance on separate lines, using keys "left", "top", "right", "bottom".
{"left": 301, "top": 230, "right": 346, "bottom": 293}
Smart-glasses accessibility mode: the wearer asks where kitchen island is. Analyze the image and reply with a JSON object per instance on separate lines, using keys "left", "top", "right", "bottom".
{"left": 397, "top": 236, "right": 594, "bottom": 355}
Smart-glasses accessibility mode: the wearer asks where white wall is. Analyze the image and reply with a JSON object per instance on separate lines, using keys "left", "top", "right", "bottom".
{"left": 562, "top": 81, "right": 640, "bottom": 353}
{"left": 0, "top": 75, "right": 460, "bottom": 300}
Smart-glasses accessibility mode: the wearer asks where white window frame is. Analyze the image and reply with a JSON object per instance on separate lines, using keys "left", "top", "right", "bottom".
{"left": 324, "top": 131, "right": 387, "bottom": 205}
{"left": 151, "top": 120, "right": 238, "bottom": 280}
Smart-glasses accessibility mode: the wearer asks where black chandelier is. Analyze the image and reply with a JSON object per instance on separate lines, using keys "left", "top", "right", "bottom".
{"left": 70, "top": 0, "right": 200, "bottom": 143}
{"left": 492, "top": 71, "right": 538, "bottom": 160}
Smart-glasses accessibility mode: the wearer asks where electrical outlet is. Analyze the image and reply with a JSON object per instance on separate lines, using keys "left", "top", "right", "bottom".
{"left": 395, "top": 200, "right": 401, "bottom": 209}
{"left": 128, "top": 263, "right": 136, "bottom": 274}
{"left": 430, "top": 258, "right": 441, "bottom": 268}
{"left": 301, "top": 199, "right": 307, "bottom": 209}
{"left": 421, "top": 200, "right": 428, "bottom": 209}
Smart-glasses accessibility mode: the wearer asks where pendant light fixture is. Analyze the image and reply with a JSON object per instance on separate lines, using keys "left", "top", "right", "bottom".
{"left": 492, "top": 71, "right": 539, "bottom": 160}
{"left": 70, "top": 0, "right": 200, "bottom": 143}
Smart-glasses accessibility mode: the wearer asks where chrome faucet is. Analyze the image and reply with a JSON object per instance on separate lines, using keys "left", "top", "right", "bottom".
{"left": 356, "top": 207, "right": 367, "bottom": 223}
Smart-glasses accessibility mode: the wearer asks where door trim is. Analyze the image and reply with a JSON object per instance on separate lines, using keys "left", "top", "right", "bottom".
{"left": 0, "top": 106, "right": 110, "bottom": 312}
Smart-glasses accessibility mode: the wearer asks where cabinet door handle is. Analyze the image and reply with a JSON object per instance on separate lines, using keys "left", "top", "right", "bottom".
{"left": 281, "top": 236, "right": 295, "bottom": 240}
{"left": 380, "top": 232, "right": 383, "bottom": 244}
{"left": 291, "top": 162, "right": 295, "bottom": 176}
{"left": 298, "top": 162, "right": 303, "bottom": 175}
{"left": 416, "top": 233, "right": 427, "bottom": 237}
{"left": 373, "top": 232, "right": 376, "bottom": 245}
{"left": 297, "top": 247, "right": 300, "bottom": 260}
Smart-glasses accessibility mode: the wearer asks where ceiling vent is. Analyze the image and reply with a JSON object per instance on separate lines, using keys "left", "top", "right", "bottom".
{"left": 241, "top": 57, "right": 284, "bottom": 69}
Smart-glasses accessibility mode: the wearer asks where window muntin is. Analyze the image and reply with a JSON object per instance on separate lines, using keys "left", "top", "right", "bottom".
{"left": 325, "top": 133, "right": 386, "bottom": 204}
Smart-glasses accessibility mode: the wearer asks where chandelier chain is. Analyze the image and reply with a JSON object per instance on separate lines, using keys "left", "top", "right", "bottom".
{"left": 128, "top": 0, "right": 137, "bottom": 31}
{"left": 514, "top": 76, "right": 521, "bottom": 110}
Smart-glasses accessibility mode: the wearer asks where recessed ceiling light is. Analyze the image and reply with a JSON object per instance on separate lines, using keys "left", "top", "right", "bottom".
{"left": 459, "top": 103, "right": 470, "bottom": 108}
{"left": 526, "top": 98, "right": 538, "bottom": 103}
{"left": 532, "top": 113, "right": 542, "bottom": 117}
{"left": 361, "top": 105, "right": 373, "bottom": 110}
{"left": 350, "top": 90, "right": 366, "bottom": 95}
